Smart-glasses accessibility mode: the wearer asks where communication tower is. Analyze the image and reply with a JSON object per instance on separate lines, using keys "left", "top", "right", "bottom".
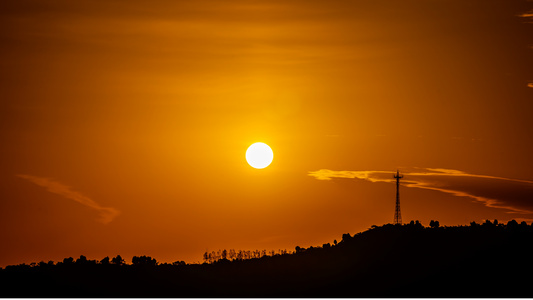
{"left": 394, "top": 170, "right": 403, "bottom": 224}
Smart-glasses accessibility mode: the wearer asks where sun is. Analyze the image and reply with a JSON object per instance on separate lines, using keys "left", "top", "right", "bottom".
{"left": 246, "top": 142, "right": 274, "bottom": 169}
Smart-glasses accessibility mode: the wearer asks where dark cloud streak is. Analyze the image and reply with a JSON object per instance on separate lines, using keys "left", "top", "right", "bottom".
{"left": 308, "top": 168, "right": 533, "bottom": 214}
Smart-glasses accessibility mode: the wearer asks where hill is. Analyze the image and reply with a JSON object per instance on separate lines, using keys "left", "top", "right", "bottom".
{"left": 1, "top": 219, "right": 533, "bottom": 297}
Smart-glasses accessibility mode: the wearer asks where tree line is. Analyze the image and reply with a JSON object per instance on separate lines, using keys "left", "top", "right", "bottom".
{"left": 2, "top": 219, "right": 533, "bottom": 297}
{"left": 1, "top": 254, "right": 186, "bottom": 271}
{"left": 202, "top": 248, "right": 291, "bottom": 264}
{"left": 3, "top": 219, "right": 533, "bottom": 271}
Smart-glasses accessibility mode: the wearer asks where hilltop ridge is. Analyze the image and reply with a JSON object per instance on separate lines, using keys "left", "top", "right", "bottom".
{"left": 2, "top": 219, "right": 533, "bottom": 297}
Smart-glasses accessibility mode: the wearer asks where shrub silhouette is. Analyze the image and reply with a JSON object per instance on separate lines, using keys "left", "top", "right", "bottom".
{"left": 172, "top": 260, "right": 186, "bottom": 266}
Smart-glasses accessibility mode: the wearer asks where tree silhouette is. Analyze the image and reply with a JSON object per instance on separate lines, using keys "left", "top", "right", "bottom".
{"left": 100, "top": 256, "right": 110, "bottom": 265}
{"left": 483, "top": 219, "right": 496, "bottom": 228}
{"left": 507, "top": 219, "right": 518, "bottom": 228}
{"left": 111, "top": 255, "right": 125, "bottom": 265}
{"left": 37, "top": 260, "right": 54, "bottom": 268}
{"left": 62, "top": 257, "right": 74, "bottom": 265}
{"left": 429, "top": 220, "right": 440, "bottom": 228}
{"left": 221, "top": 249, "right": 227, "bottom": 260}
{"left": 76, "top": 255, "right": 88, "bottom": 265}
{"left": 132, "top": 255, "right": 157, "bottom": 266}
{"left": 341, "top": 233, "right": 351, "bottom": 242}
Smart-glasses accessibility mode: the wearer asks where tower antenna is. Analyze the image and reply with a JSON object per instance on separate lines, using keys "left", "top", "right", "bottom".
{"left": 393, "top": 170, "right": 403, "bottom": 225}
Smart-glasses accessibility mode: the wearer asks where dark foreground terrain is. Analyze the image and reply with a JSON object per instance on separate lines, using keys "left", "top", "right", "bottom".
{"left": 2, "top": 220, "right": 533, "bottom": 297}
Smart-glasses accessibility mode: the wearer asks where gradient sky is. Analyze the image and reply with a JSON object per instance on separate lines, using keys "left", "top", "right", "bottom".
{"left": 1, "top": 0, "right": 532, "bottom": 267}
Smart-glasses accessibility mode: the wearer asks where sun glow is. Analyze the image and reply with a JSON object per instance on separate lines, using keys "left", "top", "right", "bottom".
{"left": 246, "top": 143, "right": 274, "bottom": 169}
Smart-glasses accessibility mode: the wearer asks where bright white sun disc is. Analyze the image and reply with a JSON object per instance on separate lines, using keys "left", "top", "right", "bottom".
{"left": 246, "top": 142, "right": 274, "bottom": 169}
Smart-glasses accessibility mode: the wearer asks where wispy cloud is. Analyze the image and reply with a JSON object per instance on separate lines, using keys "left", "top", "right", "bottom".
{"left": 307, "top": 169, "right": 394, "bottom": 182}
{"left": 308, "top": 168, "right": 533, "bottom": 214}
{"left": 17, "top": 174, "right": 120, "bottom": 224}
{"left": 519, "top": 10, "right": 533, "bottom": 24}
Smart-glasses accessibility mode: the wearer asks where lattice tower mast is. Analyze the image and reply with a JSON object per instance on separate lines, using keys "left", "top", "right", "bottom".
{"left": 394, "top": 170, "right": 403, "bottom": 224}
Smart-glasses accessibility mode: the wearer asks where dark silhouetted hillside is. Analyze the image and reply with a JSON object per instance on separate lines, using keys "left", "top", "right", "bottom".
{"left": 2, "top": 219, "right": 533, "bottom": 297}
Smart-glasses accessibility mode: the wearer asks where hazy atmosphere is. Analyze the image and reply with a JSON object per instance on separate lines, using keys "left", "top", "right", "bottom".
{"left": 1, "top": 0, "right": 532, "bottom": 267}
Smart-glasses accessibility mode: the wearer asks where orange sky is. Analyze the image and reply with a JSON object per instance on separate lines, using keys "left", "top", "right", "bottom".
{"left": 1, "top": 0, "right": 533, "bottom": 267}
